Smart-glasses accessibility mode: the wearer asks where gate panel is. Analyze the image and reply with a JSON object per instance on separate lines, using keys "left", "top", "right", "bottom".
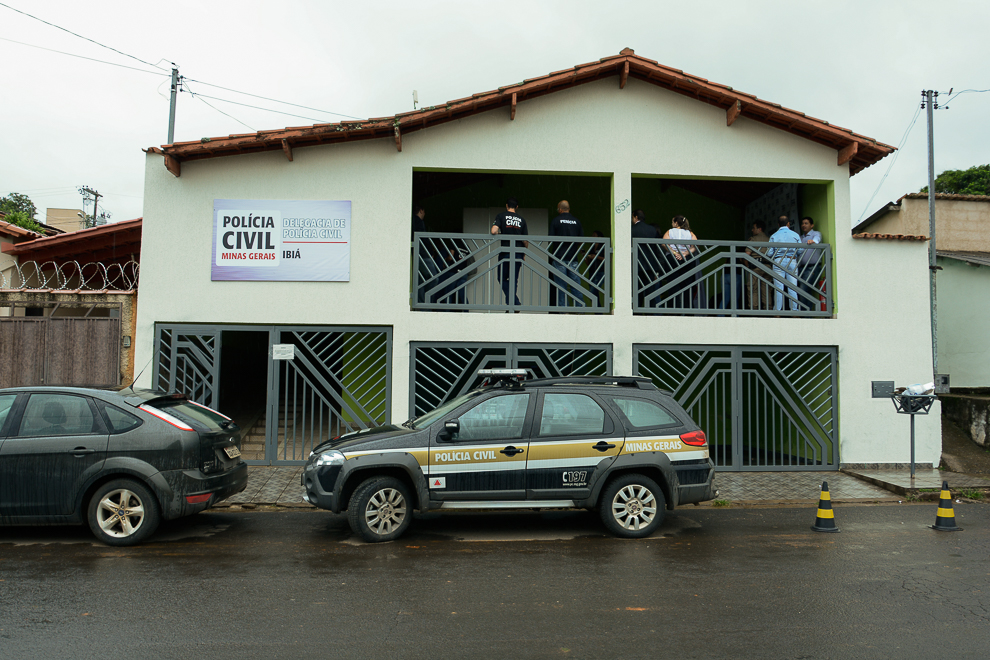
{"left": 0, "top": 319, "right": 46, "bottom": 388}
{"left": 46, "top": 318, "right": 120, "bottom": 386}
{"left": 635, "top": 345, "right": 837, "bottom": 471}
{"left": 269, "top": 328, "right": 391, "bottom": 463}
{"left": 410, "top": 342, "right": 612, "bottom": 417}
{"left": 153, "top": 325, "right": 221, "bottom": 408}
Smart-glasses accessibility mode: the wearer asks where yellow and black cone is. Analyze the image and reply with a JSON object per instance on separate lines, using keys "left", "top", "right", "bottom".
{"left": 931, "top": 481, "right": 963, "bottom": 532}
{"left": 811, "top": 481, "right": 839, "bottom": 533}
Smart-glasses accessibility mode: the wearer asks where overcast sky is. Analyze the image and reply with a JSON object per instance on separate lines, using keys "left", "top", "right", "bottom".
{"left": 1, "top": 0, "right": 987, "bottom": 227}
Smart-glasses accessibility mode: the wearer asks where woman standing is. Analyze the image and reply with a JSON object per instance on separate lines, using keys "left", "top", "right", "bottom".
{"left": 662, "top": 215, "right": 700, "bottom": 308}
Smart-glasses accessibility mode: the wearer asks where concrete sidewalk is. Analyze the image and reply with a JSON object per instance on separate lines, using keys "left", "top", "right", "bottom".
{"left": 214, "top": 465, "right": 990, "bottom": 509}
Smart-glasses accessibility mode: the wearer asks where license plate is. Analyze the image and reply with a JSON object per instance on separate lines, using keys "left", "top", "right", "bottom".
{"left": 224, "top": 446, "right": 241, "bottom": 459}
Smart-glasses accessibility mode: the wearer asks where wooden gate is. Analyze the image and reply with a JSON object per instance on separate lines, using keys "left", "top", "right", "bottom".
{"left": 0, "top": 317, "right": 121, "bottom": 388}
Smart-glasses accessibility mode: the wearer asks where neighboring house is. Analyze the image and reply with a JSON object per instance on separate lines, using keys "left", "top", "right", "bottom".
{"left": 0, "top": 218, "right": 142, "bottom": 388}
{"left": 135, "top": 49, "right": 938, "bottom": 471}
{"left": 857, "top": 193, "right": 990, "bottom": 388}
{"left": 45, "top": 208, "right": 88, "bottom": 233}
{"left": 0, "top": 220, "right": 45, "bottom": 312}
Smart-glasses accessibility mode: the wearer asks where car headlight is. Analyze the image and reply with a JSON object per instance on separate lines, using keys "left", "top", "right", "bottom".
{"left": 314, "top": 450, "right": 345, "bottom": 467}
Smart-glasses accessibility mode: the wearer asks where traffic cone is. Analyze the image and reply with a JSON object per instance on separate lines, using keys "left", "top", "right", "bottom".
{"left": 811, "top": 481, "right": 839, "bottom": 533}
{"left": 931, "top": 481, "right": 963, "bottom": 532}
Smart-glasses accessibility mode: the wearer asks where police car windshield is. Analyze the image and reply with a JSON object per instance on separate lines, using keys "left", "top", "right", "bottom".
{"left": 410, "top": 392, "right": 480, "bottom": 429}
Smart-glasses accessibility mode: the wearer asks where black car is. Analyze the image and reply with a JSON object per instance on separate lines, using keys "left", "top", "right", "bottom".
{"left": 0, "top": 387, "right": 248, "bottom": 546}
{"left": 302, "top": 370, "right": 717, "bottom": 542}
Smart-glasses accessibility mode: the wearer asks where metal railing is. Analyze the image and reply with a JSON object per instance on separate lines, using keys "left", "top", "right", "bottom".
{"left": 632, "top": 239, "right": 832, "bottom": 317}
{"left": 412, "top": 232, "right": 611, "bottom": 313}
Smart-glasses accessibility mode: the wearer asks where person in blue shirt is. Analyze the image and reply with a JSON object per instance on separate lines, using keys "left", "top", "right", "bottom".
{"left": 798, "top": 216, "right": 824, "bottom": 312}
{"left": 766, "top": 215, "right": 802, "bottom": 311}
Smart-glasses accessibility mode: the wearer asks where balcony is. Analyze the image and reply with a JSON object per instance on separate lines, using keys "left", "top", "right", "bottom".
{"left": 632, "top": 238, "right": 833, "bottom": 317}
{"left": 412, "top": 233, "right": 612, "bottom": 313}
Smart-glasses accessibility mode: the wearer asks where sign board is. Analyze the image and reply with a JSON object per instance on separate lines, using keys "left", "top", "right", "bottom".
{"left": 272, "top": 344, "right": 295, "bottom": 361}
{"left": 212, "top": 199, "right": 351, "bottom": 281}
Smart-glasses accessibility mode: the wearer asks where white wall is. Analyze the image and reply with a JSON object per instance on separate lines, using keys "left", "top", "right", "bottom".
{"left": 137, "top": 76, "right": 940, "bottom": 466}
{"left": 937, "top": 257, "right": 990, "bottom": 388}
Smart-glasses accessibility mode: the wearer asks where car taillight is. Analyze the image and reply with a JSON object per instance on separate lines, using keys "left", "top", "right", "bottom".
{"left": 189, "top": 400, "right": 232, "bottom": 421}
{"left": 680, "top": 430, "right": 707, "bottom": 446}
{"left": 186, "top": 493, "right": 211, "bottom": 504}
{"left": 140, "top": 404, "right": 194, "bottom": 431}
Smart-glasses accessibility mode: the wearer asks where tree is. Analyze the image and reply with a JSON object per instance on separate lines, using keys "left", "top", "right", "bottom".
{"left": 0, "top": 192, "right": 38, "bottom": 219}
{"left": 920, "top": 164, "right": 990, "bottom": 196}
{"left": 2, "top": 210, "right": 44, "bottom": 234}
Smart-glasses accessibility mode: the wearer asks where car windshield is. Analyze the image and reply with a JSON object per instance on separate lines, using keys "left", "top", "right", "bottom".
{"left": 408, "top": 391, "right": 481, "bottom": 429}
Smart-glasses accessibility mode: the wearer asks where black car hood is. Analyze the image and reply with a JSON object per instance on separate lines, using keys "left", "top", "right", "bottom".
{"left": 312, "top": 424, "right": 419, "bottom": 455}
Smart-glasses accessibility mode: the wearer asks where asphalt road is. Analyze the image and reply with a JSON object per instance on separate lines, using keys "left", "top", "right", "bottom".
{"left": 1, "top": 503, "right": 988, "bottom": 659}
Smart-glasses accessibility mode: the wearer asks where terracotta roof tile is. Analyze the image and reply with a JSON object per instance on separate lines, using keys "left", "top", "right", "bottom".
{"left": 152, "top": 49, "right": 895, "bottom": 176}
{"left": 0, "top": 219, "right": 43, "bottom": 239}
{"left": 900, "top": 192, "right": 990, "bottom": 202}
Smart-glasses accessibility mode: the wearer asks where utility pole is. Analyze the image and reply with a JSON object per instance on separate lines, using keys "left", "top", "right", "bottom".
{"left": 168, "top": 66, "right": 179, "bottom": 144}
{"left": 922, "top": 90, "right": 939, "bottom": 382}
{"left": 78, "top": 186, "right": 103, "bottom": 228}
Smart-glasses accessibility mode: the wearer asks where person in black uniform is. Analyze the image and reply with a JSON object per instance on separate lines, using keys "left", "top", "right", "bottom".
{"left": 490, "top": 198, "right": 528, "bottom": 309}
{"left": 412, "top": 203, "right": 439, "bottom": 304}
{"left": 631, "top": 209, "right": 660, "bottom": 308}
{"left": 548, "top": 200, "right": 584, "bottom": 308}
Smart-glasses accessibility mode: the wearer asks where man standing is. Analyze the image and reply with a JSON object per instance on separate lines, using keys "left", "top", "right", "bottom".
{"left": 798, "top": 216, "right": 823, "bottom": 312}
{"left": 767, "top": 215, "right": 801, "bottom": 311}
{"left": 412, "top": 204, "right": 438, "bottom": 304}
{"left": 491, "top": 198, "right": 528, "bottom": 308}
{"left": 744, "top": 220, "right": 770, "bottom": 310}
{"left": 548, "top": 200, "right": 584, "bottom": 308}
{"left": 631, "top": 209, "right": 660, "bottom": 308}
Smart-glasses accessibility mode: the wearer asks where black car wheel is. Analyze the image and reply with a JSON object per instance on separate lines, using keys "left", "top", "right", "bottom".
{"left": 599, "top": 474, "right": 666, "bottom": 538}
{"left": 87, "top": 479, "right": 161, "bottom": 546}
{"left": 347, "top": 476, "right": 412, "bottom": 543}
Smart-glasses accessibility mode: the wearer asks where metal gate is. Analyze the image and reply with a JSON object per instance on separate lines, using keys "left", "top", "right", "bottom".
{"left": 268, "top": 327, "right": 391, "bottom": 463}
{"left": 410, "top": 342, "right": 612, "bottom": 417}
{"left": 153, "top": 326, "right": 221, "bottom": 408}
{"left": 634, "top": 345, "right": 837, "bottom": 471}
{"left": 0, "top": 316, "right": 121, "bottom": 388}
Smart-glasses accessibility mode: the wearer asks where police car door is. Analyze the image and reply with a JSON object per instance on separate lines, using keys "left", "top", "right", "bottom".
{"left": 429, "top": 392, "right": 533, "bottom": 501}
{"left": 527, "top": 391, "right": 623, "bottom": 500}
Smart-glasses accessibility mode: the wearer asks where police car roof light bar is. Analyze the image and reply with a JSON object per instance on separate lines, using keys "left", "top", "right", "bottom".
{"left": 478, "top": 368, "right": 529, "bottom": 389}
{"left": 526, "top": 376, "right": 657, "bottom": 390}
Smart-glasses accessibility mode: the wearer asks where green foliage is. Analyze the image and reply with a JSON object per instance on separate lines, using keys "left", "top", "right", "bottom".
{"left": 711, "top": 499, "right": 731, "bottom": 508}
{"left": 959, "top": 489, "right": 985, "bottom": 500}
{"left": 920, "top": 164, "right": 990, "bottom": 196}
{"left": 2, "top": 210, "right": 44, "bottom": 234}
{"left": 0, "top": 192, "right": 38, "bottom": 219}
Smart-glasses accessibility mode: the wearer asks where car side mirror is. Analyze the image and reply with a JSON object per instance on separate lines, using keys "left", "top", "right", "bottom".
{"left": 438, "top": 419, "right": 459, "bottom": 441}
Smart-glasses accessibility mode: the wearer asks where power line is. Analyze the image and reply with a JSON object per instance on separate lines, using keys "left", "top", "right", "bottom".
{"left": 856, "top": 104, "right": 923, "bottom": 222}
{"left": 183, "top": 77, "right": 362, "bottom": 120}
{"left": 182, "top": 90, "right": 339, "bottom": 124}
{"left": 941, "top": 88, "right": 990, "bottom": 108}
{"left": 0, "top": 36, "right": 168, "bottom": 76}
{"left": 184, "top": 81, "right": 256, "bottom": 132}
{"left": 0, "top": 2, "right": 168, "bottom": 71}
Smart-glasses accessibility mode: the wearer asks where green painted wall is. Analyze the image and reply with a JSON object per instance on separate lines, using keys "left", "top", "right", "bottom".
{"left": 631, "top": 178, "right": 744, "bottom": 240}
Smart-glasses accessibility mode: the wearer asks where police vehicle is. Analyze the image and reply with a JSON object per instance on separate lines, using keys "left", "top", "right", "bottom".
{"left": 302, "top": 370, "right": 717, "bottom": 542}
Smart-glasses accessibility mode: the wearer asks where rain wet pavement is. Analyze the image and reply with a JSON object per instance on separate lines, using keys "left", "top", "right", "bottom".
{"left": 1, "top": 502, "right": 988, "bottom": 659}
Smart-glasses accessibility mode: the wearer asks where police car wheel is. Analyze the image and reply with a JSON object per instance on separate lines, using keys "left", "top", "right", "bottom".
{"left": 87, "top": 478, "right": 161, "bottom": 546}
{"left": 348, "top": 477, "right": 413, "bottom": 543}
{"left": 599, "top": 474, "right": 666, "bottom": 539}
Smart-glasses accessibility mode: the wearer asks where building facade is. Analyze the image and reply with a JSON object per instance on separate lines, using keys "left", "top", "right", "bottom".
{"left": 135, "top": 51, "right": 939, "bottom": 470}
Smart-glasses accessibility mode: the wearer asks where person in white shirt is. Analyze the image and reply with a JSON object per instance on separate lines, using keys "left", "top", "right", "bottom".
{"left": 798, "top": 216, "right": 824, "bottom": 312}
{"left": 662, "top": 215, "right": 699, "bottom": 308}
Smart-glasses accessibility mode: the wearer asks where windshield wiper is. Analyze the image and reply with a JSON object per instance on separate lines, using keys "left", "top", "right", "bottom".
{"left": 400, "top": 419, "right": 415, "bottom": 429}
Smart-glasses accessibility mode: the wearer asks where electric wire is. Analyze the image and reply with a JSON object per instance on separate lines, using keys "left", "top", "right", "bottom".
{"left": 0, "top": 36, "right": 169, "bottom": 76}
{"left": 184, "top": 81, "right": 256, "bottom": 132}
{"left": 181, "top": 91, "right": 340, "bottom": 124}
{"left": 856, "top": 104, "right": 923, "bottom": 223}
{"left": 183, "top": 77, "right": 362, "bottom": 120}
{"left": 941, "top": 88, "right": 990, "bottom": 108}
{"left": 0, "top": 2, "right": 168, "bottom": 71}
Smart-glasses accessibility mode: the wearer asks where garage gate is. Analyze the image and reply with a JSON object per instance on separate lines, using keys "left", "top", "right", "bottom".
{"left": 410, "top": 342, "right": 612, "bottom": 417}
{"left": 634, "top": 345, "right": 838, "bottom": 471}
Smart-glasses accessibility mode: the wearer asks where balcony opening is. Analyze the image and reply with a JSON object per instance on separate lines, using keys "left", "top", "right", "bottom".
{"left": 411, "top": 170, "right": 613, "bottom": 314}
{"left": 631, "top": 177, "right": 833, "bottom": 317}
